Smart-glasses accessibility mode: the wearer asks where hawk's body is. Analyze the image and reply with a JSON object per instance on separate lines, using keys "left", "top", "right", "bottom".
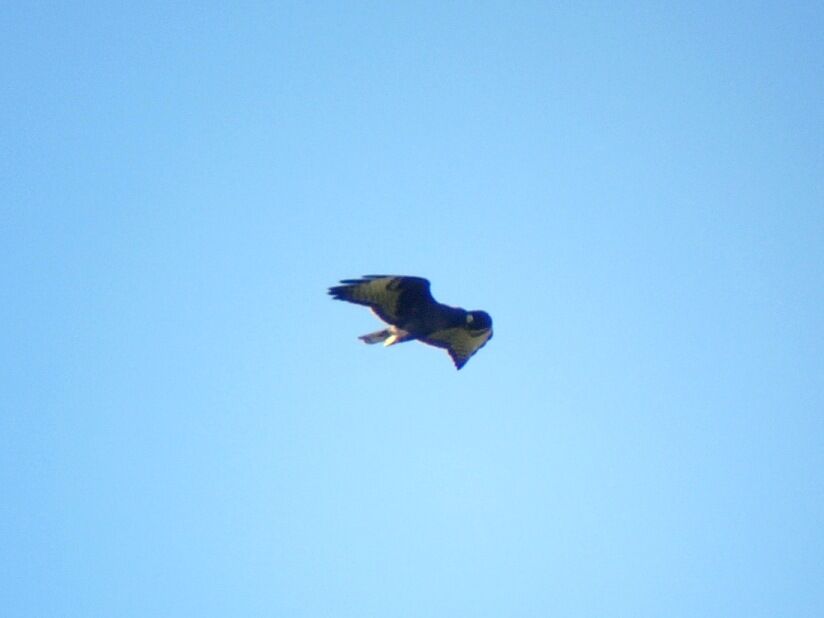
{"left": 329, "top": 275, "right": 493, "bottom": 369}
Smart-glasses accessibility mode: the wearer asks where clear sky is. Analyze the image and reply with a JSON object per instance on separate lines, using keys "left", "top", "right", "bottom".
{"left": 2, "top": 2, "right": 823, "bottom": 617}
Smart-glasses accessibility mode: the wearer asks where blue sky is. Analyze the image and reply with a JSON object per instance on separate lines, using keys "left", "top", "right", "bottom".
{"left": 2, "top": 2, "right": 823, "bottom": 616}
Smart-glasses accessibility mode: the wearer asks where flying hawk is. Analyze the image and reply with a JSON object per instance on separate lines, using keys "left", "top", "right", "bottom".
{"left": 329, "top": 275, "right": 493, "bottom": 369}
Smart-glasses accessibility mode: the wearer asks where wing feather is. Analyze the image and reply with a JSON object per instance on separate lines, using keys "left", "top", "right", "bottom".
{"left": 420, "top": 325, "right": 493, "bottom": 370}
{"left": 328, "top": 275, "right": 434, "bottom": 325}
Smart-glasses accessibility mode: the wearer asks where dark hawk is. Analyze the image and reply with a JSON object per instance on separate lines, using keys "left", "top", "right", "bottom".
{"left": 328, "top": 275, "right": 493, "bottom": 370}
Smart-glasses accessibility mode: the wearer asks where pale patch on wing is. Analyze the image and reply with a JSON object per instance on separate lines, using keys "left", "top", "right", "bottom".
{"left": 329, "top": 275, "right": 432, "bottom": 325}
{"left": 342, "top": 277, "right": 401, "bottom": 321}
{"left": 420, "top": 325, "right": 493, "bottom": 369}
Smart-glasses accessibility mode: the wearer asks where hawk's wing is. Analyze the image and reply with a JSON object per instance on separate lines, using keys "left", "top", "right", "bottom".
{"left": 419, "top": 324, "right": 493, "bottom": 370}
{"left": 328, "top": 275, "right": 435, "bottom": 325}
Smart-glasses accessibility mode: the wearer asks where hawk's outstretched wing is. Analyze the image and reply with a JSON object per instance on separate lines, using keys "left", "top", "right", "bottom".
{"left": 328, "top": 275, "right": 434, "bottom": 325}
{"left": 419, "top": 323, "right": 494, "bottom": 370}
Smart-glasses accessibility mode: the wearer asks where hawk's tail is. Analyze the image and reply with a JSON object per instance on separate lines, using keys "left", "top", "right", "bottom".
{"left": 359, "top": 328, "right": 391, "bottom": 344}
{"left": 359, "top": 326, "right": 409, "bottom": 347}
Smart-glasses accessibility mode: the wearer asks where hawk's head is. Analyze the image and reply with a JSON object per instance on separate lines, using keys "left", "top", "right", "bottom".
{"left": 466, "top": 311, "right": 492, "bottom": 329}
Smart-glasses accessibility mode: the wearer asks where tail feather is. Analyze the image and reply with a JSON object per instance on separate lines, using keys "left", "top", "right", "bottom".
{"left": 359, "top": 325, "right": 410, "bottom": 346}
{"left": 359, "top": 328, "right": 392, "bottom": 344}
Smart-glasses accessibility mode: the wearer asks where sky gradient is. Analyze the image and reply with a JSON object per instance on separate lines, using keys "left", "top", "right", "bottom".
{"left": 3, "top": 3, "right": 823, "bottom": 617}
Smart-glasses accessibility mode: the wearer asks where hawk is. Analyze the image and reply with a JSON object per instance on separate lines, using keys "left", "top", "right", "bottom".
{"left": 329, "top": 275, "right": 493, "bottom": 369}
